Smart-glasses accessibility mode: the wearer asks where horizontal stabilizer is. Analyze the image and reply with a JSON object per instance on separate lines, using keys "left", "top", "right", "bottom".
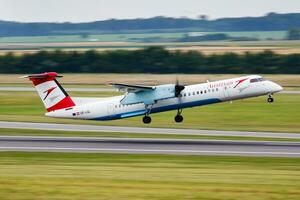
{"left": 20, "top": 72, "right": 63, "bottom": 79}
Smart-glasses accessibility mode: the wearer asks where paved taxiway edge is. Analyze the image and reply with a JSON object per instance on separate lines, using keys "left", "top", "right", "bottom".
{"left": 0, "top": 121, "right": 299, "bottom": 139}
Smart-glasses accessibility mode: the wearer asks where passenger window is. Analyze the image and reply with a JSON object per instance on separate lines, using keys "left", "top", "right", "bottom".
{"left": 184, "top": 93, "right": 186, "bottom": 97}
{"left": 208, "top": 89, "right": 210, "bottom": 92}
{"left": 188, "top": 93, "right": 191, "bottom": 96}
{"left": 204, "top": 90, "right": 207, "bottom": 93}
{"left": 216, "top": 88, "right": 218, "bottom": 91}
{"left": 192, "top": 92, "right": 195, "bottom": 95}
{"left": 212, "top": 89, "right": 214, "bottom": 92}
{"left": 197, "top": 91, "right": 199, "bottom": 95}
{"left": 201, "top": 91, "right": 203, "bottom": 94}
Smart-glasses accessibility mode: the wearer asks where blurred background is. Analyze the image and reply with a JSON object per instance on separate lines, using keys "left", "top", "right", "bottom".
{"left": 0, "top": 1, "right": 300, "bottom": 200}
{"left": 0, "top": 0, "right": 300, "bottom": 75}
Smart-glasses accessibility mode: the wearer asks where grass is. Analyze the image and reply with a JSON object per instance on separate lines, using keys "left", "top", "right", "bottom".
{"left": 0, "top": 32, "right": 185, "bottom": 43}
{"left": 0, "top": 152, "right": 299, "bottom": 199}
{"left": 0, "top": 83, "right": 110, "bottom": 88}
{"left": 0, "top": 31, "right": 286, "bottom": 43}
{"left": 213, "top": 31, "right": 286, "bottom": 40}
{"left": 1, "top": 34, "right": 300, "bottom": 55}
{"left": 1, "top": 42, "right": 300, "bottom": 55}
{"left": 0, "top": 91, "right": 299, "bottom": 133}
{"left": 1, "top": 74, "right": 300, "bottom": 86}
{"left": 1, "top": 128, "right": 300, "bottom": 142}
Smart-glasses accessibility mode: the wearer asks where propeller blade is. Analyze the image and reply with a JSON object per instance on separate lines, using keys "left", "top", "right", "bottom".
{"left": 175, "top": 77, "right": 185, "bottom": 97}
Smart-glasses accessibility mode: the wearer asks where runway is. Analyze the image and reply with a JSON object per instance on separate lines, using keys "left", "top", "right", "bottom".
{"left": 0, "top": 136, "right": 300, "bottom": 157}
{"left": 0, "top": 86, "right": 299, "bottom": 94}
{"left": 0, "top": 121, "right": 300, "bottom": 139}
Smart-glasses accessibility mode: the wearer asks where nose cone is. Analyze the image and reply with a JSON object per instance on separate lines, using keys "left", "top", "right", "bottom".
{"left": 269, "top": 81, "right": 283, "bottom": 93}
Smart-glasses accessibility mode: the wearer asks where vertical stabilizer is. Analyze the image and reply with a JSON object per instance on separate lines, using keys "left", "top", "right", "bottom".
{"left": 21, "top": 72, "right": 75, "bottom": 112}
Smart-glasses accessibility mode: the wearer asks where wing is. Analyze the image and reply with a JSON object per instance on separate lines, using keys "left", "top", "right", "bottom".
{"left": 113, "top": 84, "right": 176, "bottom": 105}
{"left": 111, "top": 83, "right": 155, "bottom": 93}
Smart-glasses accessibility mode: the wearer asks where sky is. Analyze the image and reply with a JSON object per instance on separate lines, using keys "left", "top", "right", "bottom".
{"left": 1, "top": 0, "right": 300, "bottom": 22}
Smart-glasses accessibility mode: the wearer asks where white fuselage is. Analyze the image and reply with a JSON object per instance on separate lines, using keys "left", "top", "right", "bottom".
{"left": 46, "top": 75, "right": 283, "bottom": 121}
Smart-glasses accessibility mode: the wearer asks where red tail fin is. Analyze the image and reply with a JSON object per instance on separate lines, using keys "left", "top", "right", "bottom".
{"left": 22, "top": 72, "right": 75, "bottom": 112}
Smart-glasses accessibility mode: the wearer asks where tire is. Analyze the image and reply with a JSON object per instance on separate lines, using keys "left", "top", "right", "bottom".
{"left": 143, "top": 116, "right": 151, "bottom": 124}
{"left": 175, "top": 115, "right": 183, "bottom": 123}
{"left": 267, "top": 97, "right": 274, "bottom": 103}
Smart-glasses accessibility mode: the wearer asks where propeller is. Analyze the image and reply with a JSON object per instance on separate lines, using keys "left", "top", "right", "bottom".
{"left": 175, "top": 78, "right": 185, "bottom": 97}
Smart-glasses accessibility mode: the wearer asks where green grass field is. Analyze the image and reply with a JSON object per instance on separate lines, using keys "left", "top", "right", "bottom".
{"left": 2, "top": 128, "right": 300, "bottom": 142}
{"left": 1, "top": 74, "right": 300, "bottom": 86}
{"left": 0, "top": 152, "right": 299, "bottom": 200}
{"left": 0, "top": 32, "right": 184, "bottom": 43}
{"left": 0, "top": 91, "right": 299, "bottom": 133}
{"left": 0, "top": 31, "right": 286, "bottom": 43}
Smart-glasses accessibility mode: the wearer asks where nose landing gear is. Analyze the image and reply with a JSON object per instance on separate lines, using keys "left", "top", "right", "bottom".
{"left": 175, "top": 109, "right": 184, "bottom": 123}
{"left": 267, "top": 94, "right": 274, "bottom": 103}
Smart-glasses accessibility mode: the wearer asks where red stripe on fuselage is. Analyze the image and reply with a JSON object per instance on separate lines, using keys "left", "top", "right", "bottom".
{"left": 234, "top": 78, "right": 248, "bottom": 88}
{"left": 46, "top": 96, "right": 75, "bottom": 112}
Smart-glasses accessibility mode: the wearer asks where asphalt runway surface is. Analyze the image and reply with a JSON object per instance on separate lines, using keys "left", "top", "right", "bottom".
{"left": 0, "top": 135, "right": 300, "bottom": 157}
{"left": 0, "top": 86, "right": 299, "bottom": 94}
{"left": 1, "top": 121, "right": 300, "bottom": 139}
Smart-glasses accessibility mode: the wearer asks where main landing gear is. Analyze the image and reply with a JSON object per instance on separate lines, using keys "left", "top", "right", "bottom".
{"left": 142, "top": 105, "right": 184, "bottom": 124}
{"left": 175, "top": 109, "right": 183, "bottom": 123}
{"left": 142, "top": 104, "right": 153, "bottom": 124}
{"left": 267, "top": 94, "right": 274, "bottom": 103}
{"left": 143, "top": 115, "right": 151, "bottom": 124}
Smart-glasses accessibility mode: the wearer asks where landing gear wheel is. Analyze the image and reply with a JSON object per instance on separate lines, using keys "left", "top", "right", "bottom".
{"left": 143, "top": 116, "right": 152, "bottom": 124}
{"left": 267, "top": 97, "right": 274, "bottom": 103}
{"left": 175, "top": 115, "right": 183, "bottom": 123}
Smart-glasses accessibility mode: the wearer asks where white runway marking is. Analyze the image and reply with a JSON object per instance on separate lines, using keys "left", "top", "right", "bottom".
{"left": 0, "top": 121, "right": 299, "bottom": 139}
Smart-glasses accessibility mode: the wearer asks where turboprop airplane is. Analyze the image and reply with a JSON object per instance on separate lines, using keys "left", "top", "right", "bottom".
{"left": 22, "top": 72, "right": 283, "bottom": 124}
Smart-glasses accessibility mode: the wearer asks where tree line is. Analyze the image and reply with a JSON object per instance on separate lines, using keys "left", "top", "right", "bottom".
{"left": 1, "top": 13, "right": 300, "bottom": 36}
{"left": 0, "top": 47, "right": 299, "bottom": 74}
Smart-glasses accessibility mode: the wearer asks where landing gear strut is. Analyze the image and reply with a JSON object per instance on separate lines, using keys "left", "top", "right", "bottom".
{"left": 267, "top": 94, "right": 274, "bottom": 103}
{"left": 142, "top": 104, "right": 153, "bottom": 124}
{"left": 175, "top": 109, "right": 184, "bottom": 123}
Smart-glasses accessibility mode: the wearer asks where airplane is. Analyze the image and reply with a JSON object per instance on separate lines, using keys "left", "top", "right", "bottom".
{"left": 22, "top": 72, "right": 283, "bottom": 124}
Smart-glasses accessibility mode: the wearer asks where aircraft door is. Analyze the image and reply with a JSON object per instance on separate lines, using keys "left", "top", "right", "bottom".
{"left": 107, "top": 103, "right": 115, "bottom": 116}
{"left": 223, "top": 86, "right": 230, "bottom": 99}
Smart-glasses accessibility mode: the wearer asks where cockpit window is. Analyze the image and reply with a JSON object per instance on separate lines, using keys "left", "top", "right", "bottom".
{"left": 250, "top": 78, "right": 265, "bottom": 83}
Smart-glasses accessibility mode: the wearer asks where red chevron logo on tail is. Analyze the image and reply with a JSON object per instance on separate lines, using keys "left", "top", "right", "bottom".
{"left": 43, "top": 86, "right": 57, "bottom": 100}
